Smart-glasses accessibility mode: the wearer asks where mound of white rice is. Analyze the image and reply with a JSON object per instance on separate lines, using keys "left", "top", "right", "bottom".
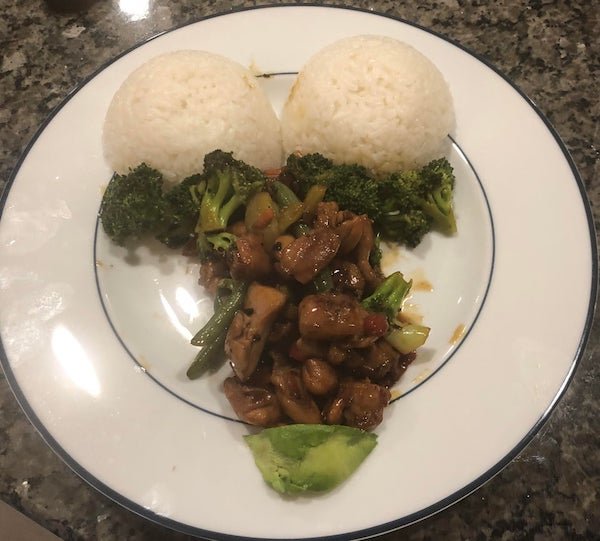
{"left": 281, "top": 35, "right": 455, "bottom": 174}
{"left": 103, "top": 50, "right": 282, "bottom": 182}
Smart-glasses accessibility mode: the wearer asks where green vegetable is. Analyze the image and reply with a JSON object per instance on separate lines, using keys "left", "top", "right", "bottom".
{"left": 270, "top": 180, "right": 309, "bottom": 236}
{"left": 376, "top": 174, "right": 433, "bottom": 247}
{"left": 286, "top": 154, "right": 381, "bottom": 222}
{"left": 99, "top": 164, "right": 166, "bottom": 245}
{"left": 99, "top": 164, "right": 206, "bottom": 248}
{"left": 187, "top": 280, "right": 247, "bottom": 379}
{"left": 244, "top": 424, "right": 377, "bottom": 495}
{"left": 197, "top": 150, "right": 267, "bottom": 233}
{"left": 361, "top": 271, "right": 412, "bottom": 321}
{"left": 285, "top": 153, "right": 457, "bottom": 247}
{"left": 213, "top": 278, "right": 236, "bottom": 311}
{"left": 369, "top": 232, "right": 383, "bottom": 268}
{"left": 205, "top": 232, "right": 237, "bottom": 253}
{"left": 386, "top": 324, "right": 430, "bottom": 353}
{"left": 156, "top": 174, "right": 205, "bottom": 247}
{"left": 418, "top": 158, "right": 457, "bottom": 235}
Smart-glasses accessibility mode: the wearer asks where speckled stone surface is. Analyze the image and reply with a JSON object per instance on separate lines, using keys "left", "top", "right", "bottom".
{"left": 0, "top": 1, "right": 598, "bottom": 540}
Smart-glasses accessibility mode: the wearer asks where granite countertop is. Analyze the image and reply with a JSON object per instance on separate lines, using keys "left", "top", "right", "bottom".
{"left": 0, "top": 1, "right": 598, "bottom": 540}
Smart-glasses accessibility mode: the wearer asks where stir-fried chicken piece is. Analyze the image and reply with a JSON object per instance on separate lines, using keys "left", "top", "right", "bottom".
{"left": 225, "top": 283, "right": 287, "bottom": 381}
{"left": 223, "top": 377, "right": 282, "bottom": 427}
{"left": 336, "top": 214, "right": 368, "bottom": 254}
{"left": 271, "top": 363, "right": 322, "bottom": 424}
{"left": 379, "top": 351, "right": 417, "bottom": 388}
{"left": 352, "top": 340, "right": 401, "bottom": 381}
{"left": 228, "top": 233, "right": 272, "bottom": 281}
{"left": 313, "top": 201, "right": 342, "bottom": 229}
{"left": 325, "top": 211, "right": 382, "bottom": 291}
{"left": 301, "top": 358, "right": 339, "bottom": 396}
{"left": 324, "top": 381, "right": 391, "bottom": 430}
{"left": 198, "top": 258, "right": 228, "bottom": 295}
{"left": 278, "top": 228, "right": 340, "bottom": 284}
{"left": 298, "top": 292, "right": 368, "bottom": 341}
{"left": 331, "top": 259, "right": 366, "bottom": 298}
{"left": 289, "top": 337, "right": 328, "bottom": 362}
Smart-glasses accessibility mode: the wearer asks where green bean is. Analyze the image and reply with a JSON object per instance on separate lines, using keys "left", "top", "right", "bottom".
{"left": 213, "top": 278, "right": 235, "bottom": 311}
{"left": 190, "top": 280, "right": 247, "bottom": 347}
{"left": 271, "top": 180, "right": 300, "bottom": 207}
{"left": 186, "top": 334, "right": 227, "bottom": 379}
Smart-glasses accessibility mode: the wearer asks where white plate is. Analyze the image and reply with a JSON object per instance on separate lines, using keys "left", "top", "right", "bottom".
{"left": 0, "top": 6, "right": 595, "bottom": 540}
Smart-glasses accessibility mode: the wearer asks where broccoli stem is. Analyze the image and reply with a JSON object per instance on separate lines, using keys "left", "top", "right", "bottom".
{"left": 361, "top": 271, "right": 412, "bottom": 321}
{"left": 422, "top": 189, "right": 457, "bottom": 235}
{"left": 198, "top": 171, "right": 233, "bottom": 232}
{"left": 386, "top": 324, "right": 430, "bottom": 354}
{"left": 187, "top": 280, "right": 248, "bottom": 379}
{"left": 270, "top": 181, "right": 309, "bottom": 236}
{"left": 220, "top": 194, "right": 243, "bottom": 227}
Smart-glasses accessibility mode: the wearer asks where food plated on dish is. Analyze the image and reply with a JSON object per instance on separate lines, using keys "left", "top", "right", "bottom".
{"left": 1, "top": 6, "right": 593, "bottom": 538}
{"left": 99, "top": 36, "right": 459, "bottom": 493}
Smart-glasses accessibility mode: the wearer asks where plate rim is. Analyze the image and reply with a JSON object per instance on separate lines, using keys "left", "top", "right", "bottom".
{"left": 0, "top": 4, "right": 597, "bottom": 540}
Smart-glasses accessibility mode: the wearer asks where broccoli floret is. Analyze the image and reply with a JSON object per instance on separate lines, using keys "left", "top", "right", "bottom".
{"left": 206, "top": 231, "right": 237, "bottom": 253}
{"left": 379, "top": 158, "right": 456, "bottom": 242}
{"left": 285, "top": 154, "right": 381, "bottom": 220}
{"left": 284, "top": 153, "right": 457, "bottom": 248}
{"left": 285, "top": 153, "right": 334, "bottom": 191}
{"left": 99, "top": 164, "right": 166, "bottom": 245}
{"left": 196, "top": 229, "right": 237, "bottom": 263}
{"left": 197, "top": 150, "right": 267, "bottom": 233}
{"left": 361, "top": 271, "right": 412, "bottom": 321}
{"left": 418, "top": 158, "right": 457, "bottom": 234}
{"left": 284, "top": 154, "right": 433, "bottom": 247}
{"left": 376, "top": 175, "right": 433, "bottom": 248}
{"left": 156, "top": 174, "right": 205, "bottom": 247}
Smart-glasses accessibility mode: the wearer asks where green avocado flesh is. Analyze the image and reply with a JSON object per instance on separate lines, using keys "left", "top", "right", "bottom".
{"left": 244, "top": 424, "right": 377, "bottom": 495}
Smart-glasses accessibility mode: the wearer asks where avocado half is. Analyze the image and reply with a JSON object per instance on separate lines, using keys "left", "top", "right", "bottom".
{"left": 244, "top": 424, "right": 377, "bottom": 495}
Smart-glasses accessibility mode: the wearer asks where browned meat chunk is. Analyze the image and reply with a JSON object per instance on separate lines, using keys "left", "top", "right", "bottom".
{"left": 289, "top": 337, "right": 328, "bottom": 362}
{"left": 298, "top": 292, "right": 368, "bottom": 341}
{"left": 271, "top": 364, "right": 322, "bottom": 424}
{"left": 228, "top": 233, "right": 272, "bottom": 282}
{"left": 354, "top": 339, "right": 401, "bottom": 381}
{"left": 227, "top": 220, "right": 248, "bottom": 237}
{"left": 380, "top": 351, "right": 416, "bottom": 388}
{"left": 331, "top": 213, "right": 382, "bottom": 291}
{"left": 301, "top": 358, "right": 338, "bottom": 396}
{"left": 278, "top": 228, "right": 340, "bottom": 284}
{"left": 352, "top": 217, "right": 382, "bottom": 291}
{"left": 313, "top": 201, "right": 341, "bottom": 229}
{"left": 326, "top": 344, "right": 348, "bottom": 366}
{"left": 324, "top": 381, "right": 390, "bottom": 430}
{"left": 336, "top": 214, "right": 367, "bottom": 254}
{"left": 223, "top": 377, "right": 282, "bottom": 427}
{"left": 331, "top": 259, "right": 366, "bottom": 298}
{"left": 198, "top": 258, "right": 228, "bottom": 296}
{"left": 271, "top": 234, "right": 295, "bottom": 262}
{"left": 225, "top": 283, "right": 287, "bottom": 381}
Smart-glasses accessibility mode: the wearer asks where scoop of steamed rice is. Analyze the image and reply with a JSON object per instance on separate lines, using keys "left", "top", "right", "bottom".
{"left": 281, "top": 35, "right": 455, "bottom": 174}
{"left": 103, "top": 50, "right": 282, "bottom": 182}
